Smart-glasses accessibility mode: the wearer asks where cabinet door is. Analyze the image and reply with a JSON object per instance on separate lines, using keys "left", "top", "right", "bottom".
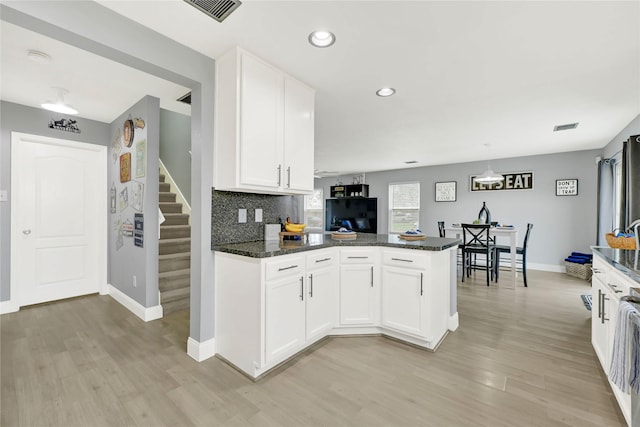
{"left": 591, "top": 275, "right": 609, "bottom": 371}
{"left": 306, "top": 267, "right": 337, "bottom": 340}
{"left": 382, "top": 266, "right": 427, "bottom": 338}
{"left": 339, "top": 264, "right": 376, "bottom": 325}
{"left": 265, "top": 275, "right": 306, "bottom": 364}
{"left": 283, "top": 77, "right": 314, "bottom": 193}
{"left": 239, "top": 53, "right": 283, "bottom": 189}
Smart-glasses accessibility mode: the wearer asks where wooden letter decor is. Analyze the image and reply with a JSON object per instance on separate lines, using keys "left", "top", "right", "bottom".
{"left": 470, "top": 172, "right": 534, "bottom": 192}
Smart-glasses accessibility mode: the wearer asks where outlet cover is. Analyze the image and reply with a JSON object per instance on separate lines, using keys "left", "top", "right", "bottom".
{"left": 0, "top": 190, "right": 7, "bottom": 202}
{"left": 255, "top": 208, "right": 263, "bottom": 222}
{"left": 238, "top": 208, "right": 247, "bottom": 223}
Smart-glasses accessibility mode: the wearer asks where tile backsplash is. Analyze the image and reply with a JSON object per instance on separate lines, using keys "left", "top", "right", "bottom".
{"left": 211, "top": 190, "right": 303, "bottom": 246}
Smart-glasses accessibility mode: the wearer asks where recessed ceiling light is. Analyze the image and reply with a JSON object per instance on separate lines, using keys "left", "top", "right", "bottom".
{"left": 27, "top": 49, "right": 51, "bottom": 64}
{"left": 376, "top": 87, "right": 396, "bottom": 97}
{"left": 308, "top": 30, "right": 336, "bottom": 48}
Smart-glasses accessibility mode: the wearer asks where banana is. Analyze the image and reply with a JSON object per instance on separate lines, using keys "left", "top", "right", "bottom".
{"left": 285, "top": 223, "right": 306, "bottom": 232}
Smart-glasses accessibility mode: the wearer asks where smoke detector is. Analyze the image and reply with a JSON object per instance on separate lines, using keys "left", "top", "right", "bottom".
{"left": 183, "top": 0, "right": 242, "bottom": 23}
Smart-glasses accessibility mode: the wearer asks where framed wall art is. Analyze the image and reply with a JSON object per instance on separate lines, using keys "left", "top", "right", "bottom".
{"left": 556, "top": 179, "right": 578, "bottom": 196}
{"left": 435, "top": 181, "right": 457, "bottom": 202}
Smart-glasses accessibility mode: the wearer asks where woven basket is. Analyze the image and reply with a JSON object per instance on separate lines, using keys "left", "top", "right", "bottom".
{"left": 565, "top": 262, "right": 592, "bottom": 280}
{"left": 605, "top": 233, "right": 637, "bottom": 250}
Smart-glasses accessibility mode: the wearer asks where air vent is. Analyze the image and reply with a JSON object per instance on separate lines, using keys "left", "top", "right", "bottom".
{"left": 404, "top": 160, "right": 418, "bottom": 164}
{"left": 554, "top": 122, "right": 579, "bottom": 132}
{"left": 183, "top": 0, "right": 242, "bottom": 23}
{"left": 177, "top": 92, "right": 191, "bottom": 105}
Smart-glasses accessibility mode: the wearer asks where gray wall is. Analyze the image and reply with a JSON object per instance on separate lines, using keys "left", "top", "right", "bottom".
{"left": 602, "top": 113, "right": 640, "bottom": 159}
{"left": 211, "top": 190, "right": 303, "bottom": 246}
{"left": 0, "top": 101, "right": 110, "bottom": 302}
{"left": 318, "top": 149, "right": 601, "bottom": 270}
{"left": 160, "top": 109, "right": 191, "bottom": 205}
{"left": 1, "top": 1, "right": 215, "bottom": 344}
{"left": 108, "top": 97, "right": 160, "bottom": 307}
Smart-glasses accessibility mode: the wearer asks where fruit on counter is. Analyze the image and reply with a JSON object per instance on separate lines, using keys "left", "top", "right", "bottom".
{"left": 284, "top": 217, "right": 306, "bottom": 232}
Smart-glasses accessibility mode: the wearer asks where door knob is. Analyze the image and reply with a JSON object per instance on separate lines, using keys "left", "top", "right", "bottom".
{"left": 22, "top": 229, "right": 31, "bottom": 235}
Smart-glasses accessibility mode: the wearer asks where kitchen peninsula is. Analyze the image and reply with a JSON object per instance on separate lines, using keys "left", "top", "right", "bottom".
{"left": 213, "top": 233, "right": 460, "bottom": 379}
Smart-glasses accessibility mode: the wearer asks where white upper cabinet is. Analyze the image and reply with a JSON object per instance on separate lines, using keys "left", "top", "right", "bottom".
{"left": 214, "top": 47, "right": 315, "bottom": 195}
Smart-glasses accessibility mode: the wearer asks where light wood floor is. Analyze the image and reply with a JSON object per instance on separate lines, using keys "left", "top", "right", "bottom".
{"left": 1, "top": 271, "right": 626, "bottom": 426}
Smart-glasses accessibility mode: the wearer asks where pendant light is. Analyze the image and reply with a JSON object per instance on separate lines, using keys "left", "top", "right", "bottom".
{"left": 41, "top": 87, "right": 78, "bottom": 115}
{"left": 475, "top": 144, "right": 504, "bottom": 184}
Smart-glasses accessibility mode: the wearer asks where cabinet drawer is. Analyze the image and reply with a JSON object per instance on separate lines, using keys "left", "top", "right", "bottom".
{"left": 306, "top": 250, "right": 336, "bottom": 270}
{"left": 383, "top": 250, "right": 427, "bottom": 270}
{"left": 265, "top": 255, "right": 304, "bottom": 281}
{"left": 340, "top": 249, "right": 376, "bottom": 264}
{"left": 607, "top": 267, "right": 632, "bottom": 296}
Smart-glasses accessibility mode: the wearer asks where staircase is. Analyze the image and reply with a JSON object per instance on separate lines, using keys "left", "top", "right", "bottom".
{"left": 159, "top": 173, "right": 190, "bottom": 315}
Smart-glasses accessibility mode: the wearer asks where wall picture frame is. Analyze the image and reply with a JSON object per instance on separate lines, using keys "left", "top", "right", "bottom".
{"left": 435, "top": 181, "right": 457, "bottom": 202}
{"left": 556, "top": 179, "right": 578, "bottom": 196}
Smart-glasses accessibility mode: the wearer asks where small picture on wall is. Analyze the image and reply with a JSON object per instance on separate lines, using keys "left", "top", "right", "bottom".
{"left": 123, "top": 117, "right": 135, "bottom": 148}
{"left": 119, "top": 186, "right": 129, "bottom": 211}
{"left": 435, "top": 181, "right": 457, "bottom": 202}
{"left": 135, "top": 140, "right": 146, "bottom": 178}
{"left": 131, "top": 181, "right": 144, "bottom": 212}
{"left": 120, "top": 152, "right": 131, "bottom": 183}
{"left": 556, "top": 179, "right": 578, "bottom": 196}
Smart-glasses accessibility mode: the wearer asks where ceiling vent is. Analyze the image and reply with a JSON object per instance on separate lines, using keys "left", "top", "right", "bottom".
{"left": 404, "top": 160, "right": 418, "bottom": 164}
{"left": 177, "top": 92, "right": 191, "bottom": 105}
{"left": 554, "top": 122, "right": 579, "bottom": 132}
{"left": 183, "top": 0, "right": 242, "bottom": 23}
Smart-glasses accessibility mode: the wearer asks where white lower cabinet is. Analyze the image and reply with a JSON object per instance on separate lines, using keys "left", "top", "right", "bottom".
{"left": 265, "top": 273, "right": 306, "bottom": 364}
{"left": 382, "top": 266, "right": 426, "bottom": 338}
{"left": 339, "top": 248, "right": 379, "bottom": 326}
{"left": 306, "top": 251, "right": 338, "bottom": 340}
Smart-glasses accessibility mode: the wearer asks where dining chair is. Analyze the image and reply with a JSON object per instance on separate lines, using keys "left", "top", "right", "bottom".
{"left": 461, "top": 223, "right": 497, "bottom": 286}
{"left": 494, "top": 223, "right": 533, "bottom": 287}
{"left": 437, "top": 221, "right": 445, "bottom": 238}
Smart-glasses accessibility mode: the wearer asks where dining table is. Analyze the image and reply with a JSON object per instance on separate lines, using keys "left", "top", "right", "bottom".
{"left": 445, "top": 225, "right": 519, "bottom": 289}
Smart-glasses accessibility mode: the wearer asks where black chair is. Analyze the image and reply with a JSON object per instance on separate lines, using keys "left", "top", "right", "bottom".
{"left": 494, "top": 223, "right": 533, "bottom": 287}
{"left": 437, "top": 221, "right": 445, "bottom": 238}
{"left": 461, "top": 223, "right": 497, "bottom": 286}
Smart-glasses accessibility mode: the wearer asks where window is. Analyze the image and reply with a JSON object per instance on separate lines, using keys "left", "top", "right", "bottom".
{"left": 389, "top": 182, "right": 420, "bottom": 233}
{"left": 613, "top": 157, "right": 623, "bottom": 228}
{"left": 304, "top": 188, "right": 324, "bottom": 231}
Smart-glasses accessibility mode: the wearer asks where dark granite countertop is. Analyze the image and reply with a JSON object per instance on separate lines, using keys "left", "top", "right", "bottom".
{"left": 213, "top": 233, "right": 461, "bottom": 258}
{"left": 593, "top": 247, "right": 640, "bottom": 285}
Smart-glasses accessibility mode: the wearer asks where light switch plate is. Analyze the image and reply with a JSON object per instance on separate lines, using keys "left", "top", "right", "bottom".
{"left": 0, "top": 190, "right": 7, "bottom": 202}
{"left": 255, "top": 208, "right": 263, "bottom": 222}
{"left": 238, "top": 208, "right": 247, "bottom": 223}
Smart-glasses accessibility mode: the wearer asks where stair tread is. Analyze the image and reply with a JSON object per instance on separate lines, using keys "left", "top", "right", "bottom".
{"left": 159, "top": 252, "right": 191, "bottom": 260}
{"left": 159, "top": 237, "right": 191, "bottom": 244}
{"left": 159, "top": 268, "right": 190, "bottom": 279}
{"left": 160, "top": 224, "right": 190, "bottom": 229}
{"left": 161, "top": 287, "right": 190, "bottom": 302}
{"left": 162, "top": 213, "right": 189, "bottom": 217}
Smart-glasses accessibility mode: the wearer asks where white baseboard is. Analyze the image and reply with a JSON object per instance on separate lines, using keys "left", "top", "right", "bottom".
{"left": 106, "top": 284, "right": 163, "bottom": 322}
{"left": 187, "top": 336, "right": 216, "bottom": 362}
{"left": 448, "top": 312, "right": 459, "bottom": 331}
{"left": 528, "top": 263, "right": 565, "bottom": 273}
{"left": 0, "top": 300, "right": 19, "bottom": 315}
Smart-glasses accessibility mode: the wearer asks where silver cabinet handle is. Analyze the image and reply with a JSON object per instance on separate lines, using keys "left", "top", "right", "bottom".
{"left": 287, "top": 166, "right": 291, "bottom": 188}
{"left": 300, "top": 276, "right": 304, "bottom": 301}
{"left": 277, "top": 164, "right": 282, "bottom": 186}
{"left": 592, "top": 267, "right": 603, "bottom": 274}
{"left": 370, "top": 266, "right": 374, "bottom": 287}
{"left": 602, "top": 294, "right": 609, "bottom": 323}
{"left": 309, "top": 274, "right": 313, "bottom": 297}
{"left": 348, "top": 256, "right": 368, "bottom": 259}
{"left": 597, "top": 290, "right": 602, "bottom": 320}
{"left": 315, "top": 258, "right": 331, "bottom": 263}
{"left": 278, "top": 265, "right": 298, "bottom": 271}
{"left": 392, "top": 257, "right": 413, "bottom": 263}
{"left": 420, "top": 272, "right": 424, "bottom": 296}
{"left": 22, "top": 229, "right": 32, "bottom": 235}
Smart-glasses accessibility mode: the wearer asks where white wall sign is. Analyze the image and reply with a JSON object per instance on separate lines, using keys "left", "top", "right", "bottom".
{"left": 556, "top": 179, "right": 578, "bottom": 196}
{"left": 435, "top": 181, "right": 456, "bottom": 202}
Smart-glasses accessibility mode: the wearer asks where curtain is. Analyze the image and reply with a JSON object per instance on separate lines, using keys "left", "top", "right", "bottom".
{"left": 597, "top": 158, "right": 615, "bottom": 246}
{"left": 621, "top": 135, "right": 640, "bottom": 230}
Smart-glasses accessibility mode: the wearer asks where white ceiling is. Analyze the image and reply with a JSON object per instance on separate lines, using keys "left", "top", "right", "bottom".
{"left": 3, "top": 1, "right": 639, "bottom": 176}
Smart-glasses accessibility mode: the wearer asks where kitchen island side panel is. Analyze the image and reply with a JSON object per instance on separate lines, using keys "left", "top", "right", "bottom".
{"left": 215, "top": 252, "right": 263, "bottom": 375}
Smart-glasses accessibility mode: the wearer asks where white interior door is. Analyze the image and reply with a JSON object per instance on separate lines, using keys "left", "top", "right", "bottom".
{"left": 11, "top": 132, "right": 107, "bottom": 307}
